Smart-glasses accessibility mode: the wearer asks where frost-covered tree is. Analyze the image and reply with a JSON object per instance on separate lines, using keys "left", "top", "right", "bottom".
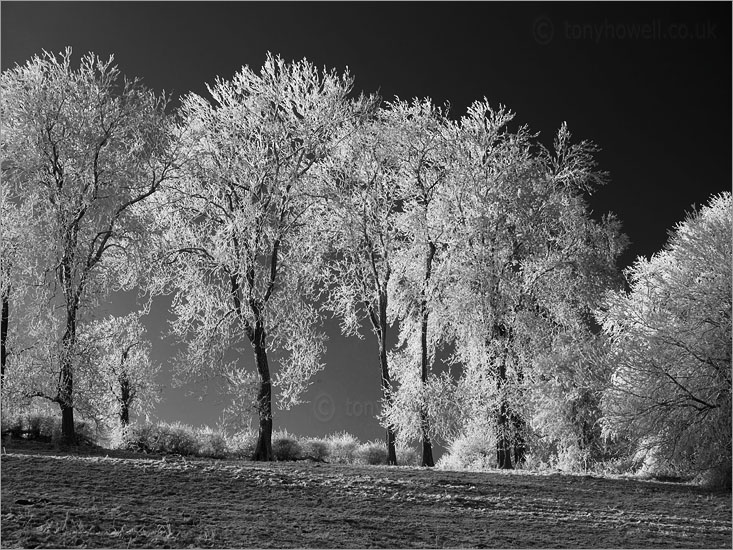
{"left": 599, "top": 192, "right": 731, "bottom": 485}
{"left": 317, "top": 102, "right": 403, "bottom": 465}
{"left": 0, "top": 186, "right": 33, "bottom": 389}
{"left": 439, "top": 102, "right": 624, "bottom": 469}
{"left": 79, "top": 312, "right": 160, "bottom": 427}
{"left": 380, "top": 98, "right": 455, "bottom": 467}
{"left": 0, "top": 49, "right": 173, "bottom": 441}
{"left": 152, "top": 54, "right": 357, "bottom": 460}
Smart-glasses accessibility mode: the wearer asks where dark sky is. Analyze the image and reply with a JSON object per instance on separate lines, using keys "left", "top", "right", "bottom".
{"left": 2, "top": 1, "right": 731, "bottom": 444}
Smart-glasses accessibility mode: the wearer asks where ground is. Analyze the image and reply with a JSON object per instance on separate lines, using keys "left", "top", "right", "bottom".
{"left": 1, "top": 441, "right": 730, "bottom": 548}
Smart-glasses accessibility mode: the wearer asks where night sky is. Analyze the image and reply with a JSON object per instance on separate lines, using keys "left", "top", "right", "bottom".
{"left": 2, "top": 1, "right": 731, "bottom": 444}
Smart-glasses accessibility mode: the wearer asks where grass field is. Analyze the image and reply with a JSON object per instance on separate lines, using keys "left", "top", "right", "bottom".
{"left": 1, "top": 441, "right": 730, "bottom": 548}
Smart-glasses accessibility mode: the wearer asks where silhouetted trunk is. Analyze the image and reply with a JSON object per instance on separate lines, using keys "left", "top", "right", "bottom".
{"left": 119, "top": 371, "right": 131, "bottom": 426}
{"left": 512, "top": 362, "right": 526, "bottom": 466}
{"left": 420, "top": 241, "right": 436, "bottom": 468}
{"left": 368, "top": 288, "right": 397, "bottom": 465}
{"left": 496, "top": 395, "right": 513, "bottom": 469}
{"left": 59, "top": 300, "right": 77, "bottom": 444}
{"left": 60, "top": 401, "right": 75, "bottom": 443}
{"left": 495, "top": 324, "right": 512, "bottom": 469}
{"left": 376, "top": 290, "right": 398, "bottom": 465}
{"left": 252, "top": 321, "right": 273, "bottom": 461}
{"left": 1, "top": 287, "right": 8, "bottom": 389}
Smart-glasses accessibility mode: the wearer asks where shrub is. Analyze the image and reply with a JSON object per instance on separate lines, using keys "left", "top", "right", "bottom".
{"left": 437, "top": 427, "right": 497, "bottom": 471}
{"left": 300, "top": 438, "right": 329, "bottom": 462}
{"left": 1, "top": 411, "right": 96, "bottom": 445}
{"left": 554, "top": 442, "right": 591, "bottom": 473}
{"left": 120, "top": 422, "right": 198, "bottom": 455}
{"left": 272, "top": 430, "right": 302, "bottom": 461}
{"left": 120, "top": 422, "right": 159, "bottom": 453}
{"left": 355, "top": 440, "right": 388, "bottom": 465}
{"left": 195, "top": 426, "right": 228, "bottom": 459}
{"left": 227, "top": 430, "right": 258, "bottom": 459}
{"left": 327, "top": 431, "right": 359, "bottom": 464}
{"left": 396, "top": 443, "right": 421, "bottom": 467}
{"left": 162, "top": 422, "right": 200, "bottom": 455}
{"left": 518, "top": 453, "right": 551, "bottom": 472}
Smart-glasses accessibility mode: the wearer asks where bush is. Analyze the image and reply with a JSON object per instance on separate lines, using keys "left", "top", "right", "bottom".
{"left": 120, "top": 423, "right": 159, "bottom": 453}
{"left": 1, "top": 411, "right": 96, "bottom": 445}
{"left": 227, "top": 430, "right": 258, "bottom": 459}
{"left": 396, "top": 444, "right": 421, "bottom": 466}
{"left": 300, "top": 438, "right": 329, "bottom": 462}
{"left": 554, "top": 442, "right": 591, "bottom": 473}
{"left": 163, "top": 422, "right": 200, "bottom": 455}
{"left": 120, "top": 422, "right": 199, "bottom": 456}
{"left": 272, "top": 430, "right": 302, "bottom": 461}
{"left": 327, "top": 431, "right": 359, "bottom": 464}
{"left": 437, "top": 427, "right": 497, "bottom": 471}
{"left": 355, "top": 440, "right": 388, "bottom": 465}
{"left": 195, "top": 426, "right": 228, "bottom": 459}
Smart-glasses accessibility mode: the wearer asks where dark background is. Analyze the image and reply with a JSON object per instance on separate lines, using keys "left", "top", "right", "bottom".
{"left": 2, "top": 2, "right": 730, "bottom": 446}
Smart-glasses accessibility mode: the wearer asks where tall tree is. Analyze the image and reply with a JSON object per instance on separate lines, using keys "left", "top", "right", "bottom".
{"left": 440, "top": 102, "right": 624, "bottom": 468}
{"left": 152, "top": 53, "right": 357, "bottom": 460}
{"left": 0, "top": 49, "right": 173, "bottom": 441}
{"left": 381, "top": 98, "right": 454, "bottom": 467}
{"left": 318, "top": 102, "right": 402, "bottom": 465}
{"left": 599, "top": 192, "right": 731, "bottom": 485}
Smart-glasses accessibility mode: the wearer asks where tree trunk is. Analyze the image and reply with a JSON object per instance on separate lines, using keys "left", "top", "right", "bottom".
{"left": 57, "top": 251, "right": 80, "bottom": 444}
{"left": 495, "top": 325, "right": 513, "bottom": 469}
{"left": 59, "top": 307, "right": 77, "bottom": 444}
{"left": 496, "top": 401, "right": 513, "bottom": 469}
{"left": 1, "top": 289, "right": 8, "bottom": 389}
{"left": 60, "top": 401, "right": 75, "bottom": 443}
{"left": 252, "top": 321, "right": 273, "bottom": 461}
{"left": 119, "top": 372, "right": 131, "bottom": 427}
{"left": 377, "top": 291, "right": 398, "bottom": 465}
{"left": 421, "top": 418, "right": 434, "bottom": 467}
{"left": 512, "top": 361, "right": 526, "bottom": 466}
{"left": 420, "top": 241, "right": 436, "bottom": 467}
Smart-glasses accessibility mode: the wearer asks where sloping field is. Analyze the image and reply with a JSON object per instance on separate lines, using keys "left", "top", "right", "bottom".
{"left": 1, "top": 444, "right": 730, "bottom": 548}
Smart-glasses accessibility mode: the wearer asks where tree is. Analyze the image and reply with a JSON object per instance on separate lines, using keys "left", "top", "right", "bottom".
{"left": 438, "top": 102, "right": 625, "bottom": 469}
{"left": 0, "top": 48, "right": 173, "bottom": 441}
{"left": 380, "top": 98, "right": 455, "bottom": 467}
{"left": 152, "top": 53, "right": 357, "bottom": 460}
{"left": 79, "top": 312, "right": 160, "bottom": 427}
{"left": 599, "top": 192, "right": 731, "bottom": 485}
{"left": 318, "top": 103, "right": 403, "bottom": 465}
{"left": 0, "top": 186, "right": 31, "bottom": 389}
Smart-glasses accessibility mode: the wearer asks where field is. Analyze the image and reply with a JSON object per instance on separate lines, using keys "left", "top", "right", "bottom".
{"left": 1, "top": 441, "right": 730, "bottom": 548}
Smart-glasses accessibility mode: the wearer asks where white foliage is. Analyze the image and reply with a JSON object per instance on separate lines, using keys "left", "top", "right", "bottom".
{"left": 599, "top": 192, "right": 731, "bottom": 476}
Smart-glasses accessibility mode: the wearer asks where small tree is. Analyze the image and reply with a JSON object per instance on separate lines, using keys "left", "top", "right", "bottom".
{"left": 153, "top": 53, "right": 357, "bottom": 460}
{"left": 599, "top": 192, "right": 732, "bottom": 485}
{"left": 0, "top": 48, "right": 173, "bottom": 441}
{"left": 80, "top": 312, "right": 160, "bottom": 427}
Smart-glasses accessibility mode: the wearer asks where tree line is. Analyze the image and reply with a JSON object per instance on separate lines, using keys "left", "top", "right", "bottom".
{"left": 1, "top": 49, "right": 729, "bottom": 483}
